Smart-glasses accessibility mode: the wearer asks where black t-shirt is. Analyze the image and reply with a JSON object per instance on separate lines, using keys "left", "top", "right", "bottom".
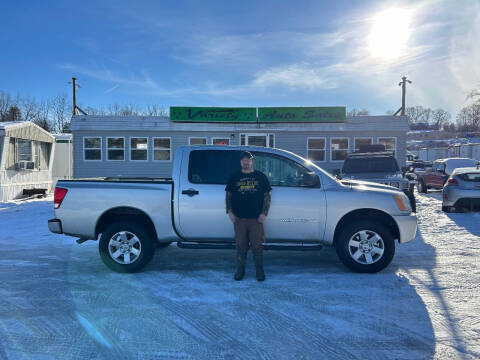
{"left": 225, "top": 170, "right": 272, "bottom": 219}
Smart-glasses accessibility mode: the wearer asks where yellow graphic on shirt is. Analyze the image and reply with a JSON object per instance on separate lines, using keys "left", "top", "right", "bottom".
{"left": 236, "top": 179, "right": 259, "bottom": 193}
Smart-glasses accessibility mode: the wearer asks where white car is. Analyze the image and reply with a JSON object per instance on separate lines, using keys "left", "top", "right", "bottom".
{"left": 442, "top": 166, "right": 480, "bottom": 212}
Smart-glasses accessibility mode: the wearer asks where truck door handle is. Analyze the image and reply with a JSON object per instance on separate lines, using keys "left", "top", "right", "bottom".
{"left": 182, "top": 188, "right": 199, "bottom": 197}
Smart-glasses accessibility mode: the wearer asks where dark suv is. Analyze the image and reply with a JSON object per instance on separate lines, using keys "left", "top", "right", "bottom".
{"left": 339, "top": 150, "right": 416, "bottom": 212}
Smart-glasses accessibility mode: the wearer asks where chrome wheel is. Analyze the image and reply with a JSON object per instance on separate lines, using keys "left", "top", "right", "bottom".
{"left": 348, "top": 230, "right": 385, "bottom": 265}
{"left": 108, "top": 231, "right": 142, "bottom": 264}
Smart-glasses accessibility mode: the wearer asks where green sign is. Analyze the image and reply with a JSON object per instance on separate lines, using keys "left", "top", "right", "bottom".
{"left": 258, "top": 107, "right": 345, "bottom": 123}
{"left": 170, "top": 107, "right": 256, "bottom": 122}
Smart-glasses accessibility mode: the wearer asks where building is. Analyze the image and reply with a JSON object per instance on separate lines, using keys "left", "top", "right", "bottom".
{"left": 0, "top": 121, "right": 55, "bottom": 201}
{"left": 70, "top": 107, "right": 409, "bottom": 178}
{"left": 52, "top": 133, "right": 73, "bottom": 185}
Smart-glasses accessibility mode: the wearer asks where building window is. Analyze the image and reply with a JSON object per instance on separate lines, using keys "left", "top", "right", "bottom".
{"left": 84, "top": 137, "right": 102, "bottom": 161}
{"left": 107, "top": 137, "right": 125, "bottom": 161}
{"left": 354, "top": 137, "right": 373, "bottom": 152}
{"left": 17, "top": 139, "right": 33, "bottom": 161}
{"left": 212, "top": 137, "right": 230, "bottom": 145}
{"left": 239, "top": 133, "right": 275, "bottom": 147}
{"left": 331, "top": 138, "right": 349, "bottom": 161}
{"left": 307, "top": 137, "right": 326, "bottom": 162}
{"left": 153, "top": 137, "right": 171, "bottom": 161}
{"left": 130, "top": 137, "right": 148, "bottom": 161}
{"left": 269, "top": 134, "right": 275, "bottom": 148}
{"left": 189, "top": 137, "right": 207, "bottom": 145}
{"left": 378, "top": 137, "right": 396, "bottom": 153}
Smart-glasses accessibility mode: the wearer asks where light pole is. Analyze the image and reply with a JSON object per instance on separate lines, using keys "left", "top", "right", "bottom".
{"left": 394, "top": 76, "right": 412, "bottom": 116}
{"left": 67, "top": 77, "right": 87, "bottom": 115}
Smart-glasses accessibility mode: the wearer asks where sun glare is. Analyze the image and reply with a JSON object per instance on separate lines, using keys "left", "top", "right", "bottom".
{"left": 368, "top": 8, "right": 411, "bottom": 60}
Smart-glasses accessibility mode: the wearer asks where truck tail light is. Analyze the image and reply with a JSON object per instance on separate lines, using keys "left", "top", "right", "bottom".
{"left": 447, "top": 178, "right": 458, "bottom": 185}
{"left": 54, "top": 187, "right": 68, "bottom": 209}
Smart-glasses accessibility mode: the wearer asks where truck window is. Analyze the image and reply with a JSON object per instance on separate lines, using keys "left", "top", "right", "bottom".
{"left": 252, "top": 152, "right": 312, "bottom": 187}
{"left": 343, "top": 157, "right": 399, "bottom": 173}
{"left": 188, "top": 150, "right": 241, "bottom": 184}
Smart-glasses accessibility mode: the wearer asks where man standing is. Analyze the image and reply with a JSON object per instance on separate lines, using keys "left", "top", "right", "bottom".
{"left": 225, "top": 151, "right": 272, "bottom": 281}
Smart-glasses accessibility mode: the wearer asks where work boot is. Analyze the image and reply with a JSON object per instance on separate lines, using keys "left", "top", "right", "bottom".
{"left": 234, "top": 251, "right": 247, "bottom": 281}
{"left": 253, "top": 252, "right": 265, "bottom": 282}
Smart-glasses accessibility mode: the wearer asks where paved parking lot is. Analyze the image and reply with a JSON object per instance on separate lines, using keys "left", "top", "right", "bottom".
{"left": 0, "top": 191, "right": 479, "bottom": 359}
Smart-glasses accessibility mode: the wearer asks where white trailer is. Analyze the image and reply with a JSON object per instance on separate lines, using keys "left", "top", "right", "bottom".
{"left": 0, "top": 121, "right": 55, "bottom": 201}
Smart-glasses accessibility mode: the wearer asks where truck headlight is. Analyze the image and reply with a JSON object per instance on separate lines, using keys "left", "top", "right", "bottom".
{"left": 393, "top": 194, "right": 410, "bottom": 211}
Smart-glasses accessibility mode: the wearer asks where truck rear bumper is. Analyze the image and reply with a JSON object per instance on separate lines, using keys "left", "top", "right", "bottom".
{"left": 392, "top": 214, "right": 417, "bottom": 243}
{"left": 48, "top": 219, "right": 63, "bottom": 234}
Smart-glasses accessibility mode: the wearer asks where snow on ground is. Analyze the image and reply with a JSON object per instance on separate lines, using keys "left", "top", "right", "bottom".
{"left": 0, "top": 193, "right": 479, "bottom": 359}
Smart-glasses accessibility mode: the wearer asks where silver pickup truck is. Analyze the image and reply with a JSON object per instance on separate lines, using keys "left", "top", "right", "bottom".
{"left": 48, "top": 146, "right": 417, "bottom": 274}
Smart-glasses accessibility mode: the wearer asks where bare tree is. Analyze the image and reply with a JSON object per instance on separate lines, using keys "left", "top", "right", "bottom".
{"left": 1, "top": 105, "right": 22, "bottom": 122}
{"left": 51, "top": 94, "right": 71, "bottom": 132}
{"left": 420, "top": 107, "right": 431, "bottom": 124}
{"left": 20, "top": 96, "right": 40, "bottom": 122}
{"left": 456, "top": 103, "right": 480, "bottom": 131}
{"left": 145, "top": 104, "right": 168, "bottom": 116}
{"left": 431, "top": 109, "right": 451, "bottom": 129}
{"left": 82, "top": 106, "right": 106, "bottom": 115}
{"left": 405, "top": 106, "right": 424, "bottom": 124}
{"left": 32, "top": 99, "right": 53, "bottom": 131}
{"left": 0, "top": 91, "right": 18, "bottom": 117}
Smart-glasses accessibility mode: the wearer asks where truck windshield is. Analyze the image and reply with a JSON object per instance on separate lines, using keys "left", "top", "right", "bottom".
{"left": 343, "top": 157, "right": 399, "bottom": 173}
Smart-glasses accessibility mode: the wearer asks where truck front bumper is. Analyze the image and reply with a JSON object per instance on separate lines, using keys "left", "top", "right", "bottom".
{"left": 392, "top": 214, "right": 417, "bottom": 243}
{"left": 48, "top": 219, "right": 63, "bottom": 234}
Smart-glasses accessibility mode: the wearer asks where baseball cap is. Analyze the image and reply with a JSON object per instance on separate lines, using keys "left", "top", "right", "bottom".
{"left": 240, "top": 151, "right": 254, "bottom": 159}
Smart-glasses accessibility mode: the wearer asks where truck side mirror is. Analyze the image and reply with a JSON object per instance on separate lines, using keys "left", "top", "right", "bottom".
{"left": 303, "top": 172, "right": 320, "bottom": 187}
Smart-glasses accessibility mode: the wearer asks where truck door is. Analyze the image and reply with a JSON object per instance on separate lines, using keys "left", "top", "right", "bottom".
{"left": 176, "top": 149, "right": 242, "bottom": 241}
{"left": 250, "top": 151, "right": 326, "bottom": 242}
{"left": 175, "top": 149, "right": 326, "bottom": 242}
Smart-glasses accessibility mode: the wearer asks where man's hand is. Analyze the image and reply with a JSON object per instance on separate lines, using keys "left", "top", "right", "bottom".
{"left": 257, "top": 214, "right": 266, "bottom": 223}
{"left": 228, "top": 211, "right": 236, "bottom": 223}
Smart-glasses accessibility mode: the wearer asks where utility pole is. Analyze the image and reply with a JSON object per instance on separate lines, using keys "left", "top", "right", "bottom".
{"left": 68, "top": 77, "right": 87, "bottom": 116}
{"left": 393, "top": 76, "right": 412, "bottom": 116}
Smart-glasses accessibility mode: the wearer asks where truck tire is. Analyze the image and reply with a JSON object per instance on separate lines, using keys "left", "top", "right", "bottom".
{"left": 99, "top": 222, "right": 155, "bottom": 273}
{"left": 417, "top": 179, "right": 427, "bottom": 193}
{"left": 335, "top": 220, "right": 395, "bottom": 273}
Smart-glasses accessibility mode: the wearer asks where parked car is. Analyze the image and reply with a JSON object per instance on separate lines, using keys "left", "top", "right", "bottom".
{"left": 339, "top": 150, "right": 416, "bottom": 212}
{"left": 417, "top": 158, "right": 478, "bottom": 193}
{"left": 442, "top": 166, "right": 480, "bottom": 212}
{"left": 48, "top": 146, "right": 417, "bottom": 274}
{"left": 408, "top": 160, "right": 433, "bottom": 175}
{"left": 405, "top": 151, "right": 417, "bottom": 167}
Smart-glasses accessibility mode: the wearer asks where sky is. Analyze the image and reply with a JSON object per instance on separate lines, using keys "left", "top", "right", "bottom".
{"left": 0, "top": 0, "right": 479, "bottom": 117}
